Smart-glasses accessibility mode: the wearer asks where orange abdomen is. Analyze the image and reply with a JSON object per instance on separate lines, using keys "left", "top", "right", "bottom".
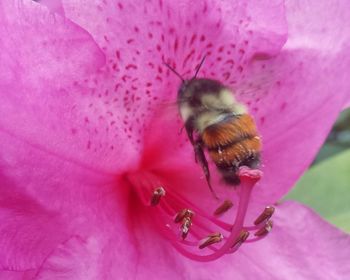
{"left": 202, "top": 114, "right": 261, "bottom": 184}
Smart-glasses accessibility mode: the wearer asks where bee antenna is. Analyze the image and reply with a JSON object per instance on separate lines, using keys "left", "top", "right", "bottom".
{"left": 162, "top": 60, "right": 185, "bottom": 82}
{"left": 193, "top": 55, "right": 207, "bottom": 79}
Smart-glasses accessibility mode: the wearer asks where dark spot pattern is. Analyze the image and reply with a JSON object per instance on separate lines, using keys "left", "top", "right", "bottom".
{"left": 61, "top": 0, "right": 287, "bottom": 155}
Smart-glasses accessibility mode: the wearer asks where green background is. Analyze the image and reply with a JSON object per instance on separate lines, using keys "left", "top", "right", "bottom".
{"left": 284, "top": 109, "right": 350, "bottom": 233}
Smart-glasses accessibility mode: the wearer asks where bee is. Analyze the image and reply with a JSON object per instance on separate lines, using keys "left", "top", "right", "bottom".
{"left": 164, "top": 57, "right": 262, "bottom": 197}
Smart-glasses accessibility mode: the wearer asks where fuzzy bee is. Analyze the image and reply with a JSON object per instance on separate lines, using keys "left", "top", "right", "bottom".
{"left": 165, "top": 58, "right": 262, "bottom": 197}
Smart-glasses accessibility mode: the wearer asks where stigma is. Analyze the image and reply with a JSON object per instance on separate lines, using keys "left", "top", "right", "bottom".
{"left": 126, "top": 167, "right": 274, "bottom": 262}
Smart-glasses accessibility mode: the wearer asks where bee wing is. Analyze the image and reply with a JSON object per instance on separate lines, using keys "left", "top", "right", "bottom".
{"left": 155, "top": 100, "right": 179, "bottom": 119}
{"left": 234, "top": 70, "right": 274, "bottom": 100}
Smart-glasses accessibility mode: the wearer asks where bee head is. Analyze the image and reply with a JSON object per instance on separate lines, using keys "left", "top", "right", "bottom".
{"left": 177, "top": 78, "right": 229, "bottom": 108}
{"left": 177, "top": 78, "right": 238, "bottom": 126}
{"left": 177, "top": 79, "right": 204, "bottom": 106}
{"left": 164, "top": 57, "right": 244, "bottom": 122}
{"left": 164, "top": 55, "right": 207, "bottom": 104}
{"left": 177, "top": 80, "right": 190, "bottom": 102}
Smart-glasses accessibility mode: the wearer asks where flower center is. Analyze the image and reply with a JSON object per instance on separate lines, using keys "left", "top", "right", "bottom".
{"left": 126, "top": 167, "right": 274, "bottom": 262}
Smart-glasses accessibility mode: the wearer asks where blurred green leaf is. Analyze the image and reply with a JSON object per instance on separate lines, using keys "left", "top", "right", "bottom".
{"left": 328, "top": 212, "right": 350, "bottom": 233}
{"left": 285, "top": 148, "right": 350, "bottom": 233}
{"left": 313, "top": 108, "right": 350, "bottom": 165}
{"left": 313, "top": 142, "right": 348, "bottom": 163}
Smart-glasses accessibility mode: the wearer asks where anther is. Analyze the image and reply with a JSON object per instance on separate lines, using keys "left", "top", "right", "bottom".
{"left": 150, "top": 187, "right": 166, "bottom": 206}
{"left": 231, "top": 230, "right": 250, "bottom": 250}
{"left": 254, "top": 220, "right": 273, "bottom": 237}
{"left": 199, "top": 232, "right": 223, "bottom": 249}
{"left": 254, "top": 206, "right": 275, "bottom": 225}
{"left": 181, "top": 217, "right": 192, "bottom": 240}
{"left": 174, "top": 209, "right": 194, "bottom": 223}
{"left": 213, "top": 199, "right": 234, "bottom": 216}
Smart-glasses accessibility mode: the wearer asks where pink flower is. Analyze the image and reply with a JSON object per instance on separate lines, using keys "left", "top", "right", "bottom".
{"left": 1, "top": 0, "right": 350, "bottom": 279}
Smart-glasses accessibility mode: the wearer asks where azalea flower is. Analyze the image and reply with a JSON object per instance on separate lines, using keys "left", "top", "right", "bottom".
{"left": 1, "top": 0, "right": 350, "bottom": 279}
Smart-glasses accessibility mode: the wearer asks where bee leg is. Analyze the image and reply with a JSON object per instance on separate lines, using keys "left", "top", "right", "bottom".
{"left": 184, "top": 118, "right": 200, "bottom": 163}
{"left": 194, "top": 140, "right": 219, "bottom": 199}
{"left": 184, "top": 117, "right": 195, "bottom": 145}
{"left": 184, "top": 119, "right": 219, "bottom": 198}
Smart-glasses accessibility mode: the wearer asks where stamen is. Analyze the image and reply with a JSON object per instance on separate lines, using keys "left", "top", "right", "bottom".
{"left": 174, "top": 209, "right": 194, "bottom": 223}
{"left": 199, "top": 233, "right": 223, "bottom": 249}
{"left": 254, "top": 220, "right": 273, "bottom": 237}
{"left": 170, "top": 167, "right": 263, "bottom": 261}
{"left": 181, "top": 217, "right": 192, "bottom": 239}
{"left": 213, "top": 199, "right": 234, "bottom": 216}
{"left": 254, "top": 206, "right": 275, "bottom": 225}
{"left": 167, "top": 191, "right": 232, "bottom": 231}
{"left": 127, "top": 167, "right": 270, "bottom": 262}
{"left": 231, "top": 230, "right": 250, "bottom": 250}
{"left": 150, "top": 187, "right": 166, "bottom": 206}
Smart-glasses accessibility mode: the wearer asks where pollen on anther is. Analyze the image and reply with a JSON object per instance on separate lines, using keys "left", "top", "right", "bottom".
{"left": 213, "top": 199, "right": 233, "bottom": 216}
{"left": 150, "top": 187, "right": 166, "bottom": 206}
{"left": 174, "top": 209, "right": 194, "bottom": 223}
{"left": 254, "top": 206, "right": 275, "bottom": 225}
{"left": 231, "top": 230, "right": 250, "bottom": 250}
{"left": 181, "top": 217, "right": 192, "bottom": 240}
{"left": 255, "top": 220, "right": 273, "bottom": 237}
{"left": 199, "top": 232, "right": 223, "bottom": 249}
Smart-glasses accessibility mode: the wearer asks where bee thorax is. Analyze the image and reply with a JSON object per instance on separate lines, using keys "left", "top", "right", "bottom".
{"left": 195, "top": 111, "right": 230, "bottom": 132}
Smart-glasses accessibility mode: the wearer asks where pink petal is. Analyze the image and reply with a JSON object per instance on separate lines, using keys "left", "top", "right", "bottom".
{"left": 57, "top": 2, "right": 288, "bottom": 187}
{"left": 60, "top": 0, "right": 287, "bottom": 114}
{"left": 61, "top": 0, "right": 287, "bottom": 62}
{"left": 0, "top": 9, "right": 119, "bottom": 267}
{"left": 35, "top": 0, "right": 65, "bottom": 15}
{"left": 0, "top": 271, "right": 37, "bottom": 280}
{"left": 25, "top": 185, "right": 139, "bottom": 279}
{"left": 0, "top": 179, "right": 68, "bottom": 271}
{"left": 58, "top": 0, "right": 286, "bottom": 199}
{"left": 1, "top": 0, "right": 349, "bottom": 275}
{"left": 60, "top": 0, "right": 350, "bottom": 205}
{"left": 285, "top": 0, "right": 350, "bottom": 54}
{"left": 239, "top": 201, "right": 350, "bottom": 279}
{"left": 245, "top": 49, "right": 350, "bottom": 209}
{"left": 59, "top": 0, "right": 287, "bottom": 128}
{"left": 0, "top": 1, "right": 143, "bottom": 172}
{"left": 0, "top": 117, "right": 138, "bottom": 279}
{"left": 29, "top": 200, "right": 350, "bottom": 279}
{"left": 284, "top": 0, "right": 350, "bottom": 130}
{"left": 0, "top": 123, "right": 115, "bottom": 270}
{"left": 34, "top": 237, "right": 102, "bottom": 279}
{"left": 238, "top": 0, "right": 350, "bottom": 207}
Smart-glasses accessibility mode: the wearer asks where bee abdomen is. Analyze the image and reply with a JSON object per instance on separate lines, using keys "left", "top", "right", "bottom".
{"left": 202, "top": 114, "right": 261, "bottom": 185}
{"left": 202, "top": 114, "right": 258, "bottom": 149}
{"left": 207, "top": 136, "right": 261, "bottom": 166}
{"left": 210, "top": 138, "right": 261, "bottom": 185}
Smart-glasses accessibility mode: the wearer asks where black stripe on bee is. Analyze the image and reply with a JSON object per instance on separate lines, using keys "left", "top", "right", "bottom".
{"left": 206, "top": 134, "right": 256, "bottom": 152}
